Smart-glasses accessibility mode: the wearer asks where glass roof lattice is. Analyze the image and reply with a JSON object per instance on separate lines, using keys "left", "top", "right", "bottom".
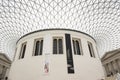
{"left": 0, "top": 0, "right": 120, "bottom": 59}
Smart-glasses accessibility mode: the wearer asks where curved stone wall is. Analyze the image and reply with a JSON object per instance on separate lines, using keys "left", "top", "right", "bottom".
{"left": 8, "top": 29, "right": 104, "bottom": 80}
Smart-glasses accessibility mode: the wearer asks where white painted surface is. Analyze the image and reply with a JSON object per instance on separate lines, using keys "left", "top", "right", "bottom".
{"left": 8, "top": 30, "right": 104, "bottom": 80}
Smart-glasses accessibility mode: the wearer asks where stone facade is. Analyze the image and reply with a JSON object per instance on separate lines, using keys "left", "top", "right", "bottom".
{"left": 0, "top": 53, "right": 11, "bottom": 80}
{"left": 101, "top": 49, "right": 120, "bottom": 77}
{"left": 8, "top": 29, "right": 104, "bottom": 80}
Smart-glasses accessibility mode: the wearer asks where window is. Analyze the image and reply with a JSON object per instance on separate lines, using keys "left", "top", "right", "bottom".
{"left": 33, "top": 39, "right": 43, "bottom": 56}
{"left": 53, "top": 37, "right": 63, "bottom": 54}
{"left": 88, "top": 41, "right": 95, "bottom": 57}
{"left": 19, "top": 42, "right": 27, "bottom": 59}
{"left": 13, "top": 47, "right": 17, "bottom": 61}
{"left": 72, "top": 38, "right": 83, "bottom": 55}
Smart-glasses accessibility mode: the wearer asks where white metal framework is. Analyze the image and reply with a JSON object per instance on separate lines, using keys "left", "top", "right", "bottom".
{"left": 0, "top": 0, "right": 120, "bottom": 59}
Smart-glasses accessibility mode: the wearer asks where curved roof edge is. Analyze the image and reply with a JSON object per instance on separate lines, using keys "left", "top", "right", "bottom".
{"left": 17, "top": 28, "right": 96, "bottom": 44}
{"left": 0, "top": 53, "right": 12, "bottom": 63}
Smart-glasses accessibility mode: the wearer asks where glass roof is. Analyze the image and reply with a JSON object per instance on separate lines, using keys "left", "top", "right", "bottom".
{"left": 0, "top": 0, "right": 120, "bottom": 59}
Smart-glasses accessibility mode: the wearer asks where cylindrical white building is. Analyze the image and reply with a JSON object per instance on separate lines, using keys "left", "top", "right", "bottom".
{"left": 9, "top": 29, "right": 104, "bottom": 80}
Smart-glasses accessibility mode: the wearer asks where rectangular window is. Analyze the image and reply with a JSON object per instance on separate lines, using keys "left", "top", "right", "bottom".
{"left": 88, "top": 41, "right": 95, "bottom": 58}
{"left": 33, "top": 39, "right": 43, "bottom": 56}
{"left": 19, "top": 42, "right": 27, "bottom": 59}
{"left": 72, "top": 38, "right": 83, "bottom": 55}
{"left": 53, "top": 37, "right": 63, "bottom": 54}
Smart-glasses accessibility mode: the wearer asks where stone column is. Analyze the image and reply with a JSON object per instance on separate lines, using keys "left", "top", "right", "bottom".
{"left": 112, "top": 60, "right": 118, "bottom": 74}
{"left": 116, "top": 59, "right": 120, "bottom": 73}
{"left": 110, "top": 61, "right": 115, "bottom": 75}
{"left": 104, "top": 64, "right": 109, "bottom": 76}
{"left": 1, "top": 66, "right": 7, "bottom": 80}
{"left": 107, "top": 63, "right": 111, "bottom": 76}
